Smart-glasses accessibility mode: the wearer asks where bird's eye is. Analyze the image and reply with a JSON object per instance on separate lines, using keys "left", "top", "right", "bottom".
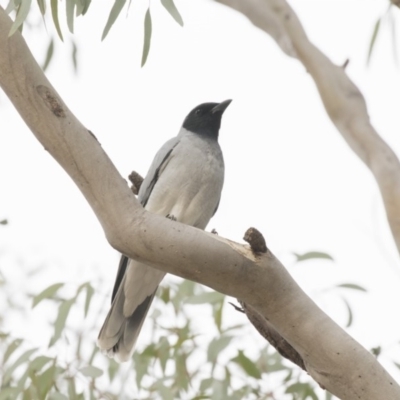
{"left": 195, "top": 109, "right": 202, "bottom": 115}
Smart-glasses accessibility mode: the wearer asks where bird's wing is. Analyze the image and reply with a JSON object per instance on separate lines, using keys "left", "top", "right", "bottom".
{"left": 107, "top": 136, "right": 181, "bottom": 306}
{"left": 111, "top": 255, "right": 129, "bottom": 304}
{"left": 138, "top": 136, "right": 181, "bottom": 207}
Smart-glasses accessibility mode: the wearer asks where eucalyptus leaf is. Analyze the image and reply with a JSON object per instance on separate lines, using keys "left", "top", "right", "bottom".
{"left": 79, "top": 365, "right": 103, "bottom": 378}
{"left": 2, "top": 348, "right": 38, "bottom": 385}
{"left": 3, "top": 338, "right": 23, "bottom": 364}
{"left": 337, "top": 283, "right": 367, "bottom": 292}
{"left": 28, "top": 355, "right": 53, "bottom": 373}
{"left": 50, "top": 0, "right": 64, "bottom": 41}
{"left": 84, "top": 283, "right": 94, "bottom": 317}
{"left": 186, "top": 291, "right": 224, "bottom": 305}
{"left": 49, "top": 393, "right": 69, "bottom": 400}
{"left": 37, "top": 364, "right": 57, "bottom": 399}
{"left": 231, "top": 350, "right": 261, "bottom": 379}
{"left": 42, "top": 38, "right": 54, "bottom": 72}
{"left": 160, "top": 0, "right": 183, "bottom": 26}
{"left": 32, "top": 282, "right": 64, "bottom": 308}
{"left": 102, "top": 0, "right": 127, "bottom": 40}
{"left": 293, "top": 251, "right": 334, "bottom": 263}
{"left": 37, "top": 0, "right": 46, "bottom": 15}
{"left": 207, "top": 336, "right": 233, "bottom": 365}
{"left": 71, "top": 39, "right": 78, "bottom": 72}
{"left": 49, "top": 298, "right": 75, "bottom": 346}
{"left": 141, "top": 8, "right": 152, "bottom": 67}
{"left": 9, "top": 0, "right": 32, "bottom": 37}
{"left": 367, "top": 18, "right": 381, "bottom": 65}
{"left": 342, "top": 297, "right": 353, "bottom": 327}
{"left": 66, "top": 0, "right": 75, "bottom": 33}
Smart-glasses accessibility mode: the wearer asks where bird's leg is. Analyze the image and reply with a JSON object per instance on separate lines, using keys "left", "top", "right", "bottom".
{"left": 166, "top": 214, "right": 177, "bottom": 221}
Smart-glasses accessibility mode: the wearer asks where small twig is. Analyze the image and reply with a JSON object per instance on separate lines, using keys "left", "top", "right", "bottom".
{"left": 341, "top": 58, "right": 350, "bottom": 69}
{"left": 228, "top": 301, "right": 245, "bottom": 313}
{"left": 128, "top": 171, "right": 144, "bottom": 195}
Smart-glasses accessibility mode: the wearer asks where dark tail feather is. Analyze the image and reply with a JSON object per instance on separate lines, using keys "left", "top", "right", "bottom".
{"left": 97, "top": 285, "right": 157, "bottom": 362}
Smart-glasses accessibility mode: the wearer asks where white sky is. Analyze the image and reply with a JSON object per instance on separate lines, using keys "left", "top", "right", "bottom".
{"left": 1, "top": 0, "right": 400, "bottom": 386}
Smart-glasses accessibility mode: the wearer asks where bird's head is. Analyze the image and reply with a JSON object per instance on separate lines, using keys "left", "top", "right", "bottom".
{"left": 182, "top": 99, "right": 232, "bottom": 139}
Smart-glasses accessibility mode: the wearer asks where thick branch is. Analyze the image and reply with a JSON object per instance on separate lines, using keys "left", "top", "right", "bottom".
{"left": 215, "top": 0, "right": 400, "bottom": 256}
{"left": 0, "top": 7, "right": 399, "bottom": 399}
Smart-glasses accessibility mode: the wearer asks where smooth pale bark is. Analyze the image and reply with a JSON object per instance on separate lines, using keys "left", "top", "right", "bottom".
{"left": 0, "top": 6, "right": 399, "bottom": 400}
{"left": 215, "top": 0, "right": 400, "bottom": 256}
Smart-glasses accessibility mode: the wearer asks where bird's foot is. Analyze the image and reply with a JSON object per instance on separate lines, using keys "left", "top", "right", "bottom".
{"left": 166, "top": 214, "right": 177, "bottom": 221}
{"left": 211, "top": 228, "right": 218, "bottom": 235}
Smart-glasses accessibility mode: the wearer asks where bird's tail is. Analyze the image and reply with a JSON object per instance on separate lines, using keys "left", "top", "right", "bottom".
{"left": 97, "top": 282, "right": 157, "bottom": 362}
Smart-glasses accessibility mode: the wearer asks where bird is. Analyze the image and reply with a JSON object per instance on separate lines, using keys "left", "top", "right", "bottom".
{"left": 97, "top": 99, "right": 232, "bottom": 362}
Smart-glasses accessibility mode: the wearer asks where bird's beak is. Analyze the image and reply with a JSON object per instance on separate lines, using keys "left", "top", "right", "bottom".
{"left": 211, "top": 99, "right": 232, "bottom": 114}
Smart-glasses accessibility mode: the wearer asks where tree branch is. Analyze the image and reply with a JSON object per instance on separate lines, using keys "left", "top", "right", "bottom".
{"left": 215, "top": 0, "right": 400, "bottom": 256}
{"left": 0, "top": 6, "right": 399, "bottom": 399}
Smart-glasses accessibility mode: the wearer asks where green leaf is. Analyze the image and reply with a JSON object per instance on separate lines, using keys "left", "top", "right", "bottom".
{"left": 0, "top": 388, "right": 19, "bottom": 400}
{"left": 49, "top": 298, "right": 75, "bottom": 346}
{"left": 325, "top": 391, "right": 333, "bottom": 400}
{"left": 141, "top": 8, "right": 152, "bottom": 67}
{"left": 3, "top": 348, "right": 38, "bottom": 385}
{"left": 32, "top": 283, "right": 64, "bottom": 308}
{"left": 79, "top": 365, "right": 103, "bottom": 378}
{"left": 160, "top": 0, "right": 183, "bottom": 26}
{"left": 66, "top": 0, "right": 75, "bottom": 33}
{"left": 371, "top": 346, "right": 381, "bottom": 357}
{"left": 133, "top": 351, "right": 151, "bottom": 387}
{"left": 231, "top": 350, "right": 261, "bottom": 379}
{"left": 28, "top": 355, "right": 53, "bottom": 373}
{"left": 336, "top": 283, "right": 367, "bottom": 292}
{"left": 174, "top": 352, "right": 189, "bottom": 391}
{"left": 81, "top": 0, "right": 92, "bottom": 14}
{"left": 293, "top": 251, "right": 334, "bottom": 262}
{"left": 367, "top": 18, "right": 381, "bottom": 65}
{"left": 5, "top": 0, "right": 17, "bottom": 14}
{"left": 186, "top": 291, "right": 224, "bottom": 305}
{"left": 75, "top": 0, "right": 84, "bottom": 16}
{"left": 157, "top": 336, "right": 170, "bottom": 373}
{"left": 207, "top": 336, "right": 233, "bottom": 365}
{"left": 107, "top": 358, "right": 119, "bottom": 382}
{"left": 3, "top": 338, "right": 23, "bottom": 363}
{"left": 102, "top": 0, "right": 127, "bottom": 40}
{"left": 199, "top": 377, "right": 213, "bottom": 392}
{"left": 83, "top": 283, "right": 94, "bottom": 317}
{"left": 71, "top": 39, "right": 78, "bottom": 72}
{"left": 37, "top": 364, "right": 58, "bottom": 399}
{"left": 341, "top": 297, "right": 353, "bottom": 327}
{"left": 37, "top": 0, "right": 46, "bottom": 15}
{"left": 160, "top": 286, "right": 170, "bottom": 303}
{"left": 67, "top": 378, "right": 77, "bottom": 398}
{"left": 256, "top": 347, "right": 287, "bottom": 373}
{"left": 286, "top": 382, "right": 318, "bottom": 400}
{"left": 42, "top": 38, "right": 54, "bottom": 72}
{"left": 50, "top": 0, "right": 64, "bottom": 41}
{"left": 213, "top": 298, "right": 224, "bottom": 332}
{"left": 49, "top": 393, "right": 69, "bottom": 400}
{"left": 9, "top": 0, "right": 32, "bottom": 37}
{"left": 211, "top": 379, "right": 228, "bottom": 400}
